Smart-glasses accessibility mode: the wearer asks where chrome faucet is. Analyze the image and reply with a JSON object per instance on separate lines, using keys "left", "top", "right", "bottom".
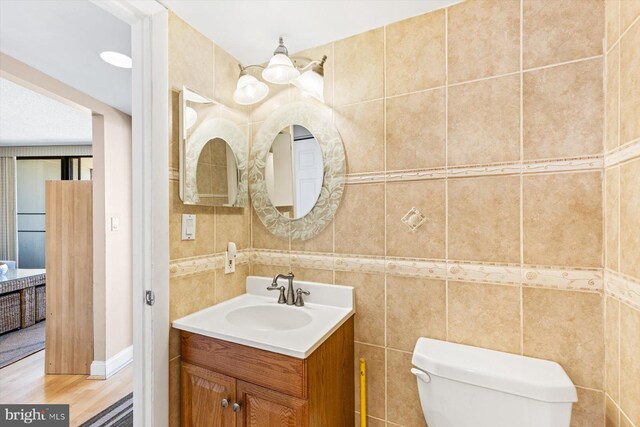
{"left": 267, "top": 272, "right": 310, "bottom": 306}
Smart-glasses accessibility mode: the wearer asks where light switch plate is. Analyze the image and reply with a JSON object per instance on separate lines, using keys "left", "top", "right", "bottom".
{"left": 182, "top": 214, "right": 196, "bottom": 240}
{"left": 110, "top": 217, "right": 120, "bottom": 232}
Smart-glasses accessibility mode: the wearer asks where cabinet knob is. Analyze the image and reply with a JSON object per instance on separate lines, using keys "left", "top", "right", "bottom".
{"left": 221, "top": 398, "right": 229, "bottom": 408}
{"left": 232, "top": 402, "right": 241, "bottom": 413}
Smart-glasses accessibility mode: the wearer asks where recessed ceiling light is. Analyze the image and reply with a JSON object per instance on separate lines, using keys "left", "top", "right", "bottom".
{"left": 100, "top": 51, "right": 132, "bottom": 69}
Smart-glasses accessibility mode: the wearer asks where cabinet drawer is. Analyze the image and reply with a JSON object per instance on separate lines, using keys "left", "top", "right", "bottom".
{"left": 181, "top": 332, "right": 307, "bottom": 399}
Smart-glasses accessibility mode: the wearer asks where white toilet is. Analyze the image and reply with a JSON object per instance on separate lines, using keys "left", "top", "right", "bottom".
{"left": 411, "top": 338, "right": 578, "bottom": 427}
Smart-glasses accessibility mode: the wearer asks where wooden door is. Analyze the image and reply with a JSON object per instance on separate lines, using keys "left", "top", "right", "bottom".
{"left": 182, "top": 363, "right": 236, "bottom": 427}
{"left": 45, "top": 181, "right": 93, "bottom": 374}
{"left": 236, "top": 380, "right": 307, "bottom": 427}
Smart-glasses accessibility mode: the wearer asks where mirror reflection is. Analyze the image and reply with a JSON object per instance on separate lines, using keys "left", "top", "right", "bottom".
{"left": 197, "top": 138, "right": 240, "bottom": 206}
{"left": 266, "top": 125, "right": 323, "bottom": 219}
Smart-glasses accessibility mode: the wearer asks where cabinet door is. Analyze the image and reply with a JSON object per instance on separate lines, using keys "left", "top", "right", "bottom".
{"left": 236, "top": 380, "right": 307, "bottom": 427}
{"left": 182, "top": 362, "right": 236, "bottom": 427}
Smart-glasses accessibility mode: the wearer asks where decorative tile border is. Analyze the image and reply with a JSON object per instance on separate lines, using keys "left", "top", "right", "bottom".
{"left": 344, "top": 156, "right": 604, "bottom": 184}
{"left": 605, "top": 269, "right": 640, "bottom": 310}
{"left": 170, "top": 250, "right": 250, "bottom": 278}
{"left": 386, "top": 258, "right": 447, "bottom": 279}
{"left": 522, "top": 265, "right": 603, "bottom": 291}
{"left": 605, "top": 139, "right": 640, "bottom": 168}
{"left": 169, "top": 167, "right": 179, "bottom": 181}
{"left": 169, "top": 249, "right": 604, "bottom": 292}
{"left": 449, "top": 261, "right": 521, "bottom": 285}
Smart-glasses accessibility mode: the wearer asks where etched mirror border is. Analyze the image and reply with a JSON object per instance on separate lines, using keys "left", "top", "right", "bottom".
{"left": 181, "top": 116, "right": 248, "bottom": 207}
{"left": 250, "top": 101, "right": 346, "bottom": 241}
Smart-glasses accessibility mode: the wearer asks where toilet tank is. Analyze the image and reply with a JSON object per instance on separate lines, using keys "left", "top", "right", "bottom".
{"left": 411, "top": 338, "right": 578, "bottom": 427}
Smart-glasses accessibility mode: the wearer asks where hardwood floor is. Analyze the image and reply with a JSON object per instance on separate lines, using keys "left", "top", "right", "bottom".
{"left": 0, "top": 350, "right": 133, "bottom": 426}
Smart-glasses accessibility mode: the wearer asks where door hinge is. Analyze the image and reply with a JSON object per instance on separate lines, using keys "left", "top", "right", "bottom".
{"left": 145, "top": 290, "right": 155, "bottom": 306}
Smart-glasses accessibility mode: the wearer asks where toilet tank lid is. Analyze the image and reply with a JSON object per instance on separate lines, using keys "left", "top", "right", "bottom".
{"left": 412, "top": 338, "right": 577, "bottom": 403}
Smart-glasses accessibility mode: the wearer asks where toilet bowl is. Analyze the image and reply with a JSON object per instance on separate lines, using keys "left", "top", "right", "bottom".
{"left": 411, "top": 338, "right": 577, "bottom": 427}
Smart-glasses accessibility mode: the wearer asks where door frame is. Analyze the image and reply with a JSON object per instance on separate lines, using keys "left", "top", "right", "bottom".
{"left": 90, "top": 1, "right": 169, "bottom": 426}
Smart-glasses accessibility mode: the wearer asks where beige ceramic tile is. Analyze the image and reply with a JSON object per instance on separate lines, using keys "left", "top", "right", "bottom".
{"left": 354, "top": 414, "right": 385, "bottom": 427}
{"left": 447, "top": 0, "right": 520, "bottom": 83}
{"left": 169, "top": 271, "right": 216, "bottom": 321}
{"left": 387, "top": 276, "right": 446, "bottom": 352}
{"left": 386, "top": 89, "right": 446, "bottom": 170}
{"left": 168, "top": 12, "right": 214, "bottom": 98}
{"left": 387, "top": 350, "right": 427, "bottom": 427}
{"left": 169, "top": 357, "right": 181, "bottom": 427}
{"left": 571, "top": 387, "right": 605, "bottom": 427}
{"left": 335, "top": 100, "right": 385, "bottom": 174}
{"left": 251, "top": 208, "right": 289, "bottom": 251}
{"left": 214, "top": 45, "right": 240, "bottom": 107}
{"left": 523, "top": 58, "right": 603, "bottom": 160}
{"left": 607, "top": 44, "right": 620, "bottom": 152}
{"left": 620, "top": 21, "right": 640, "bottom": 145}
{"left": 606, "top": 395, "right": 620, "bottom": 427}
{"left": 606, "top": 296, "right": 620, "bottom": 401}
{"left": 620, "top": 412, "right": 634, "bottom": 427}
{"left": 606, "top": 167, "right": 620, "bottom": 271}
{"left": 448, "top": 74, "right": 520, "bottom": 166}
{"left": 169, "top": 181, "right": 215, "bottom": 260}
{"left": 290, "top": 43, "right": 334, "bottom": 106}
{"left": 619, "top": 158, "right": 640, "bottom": 279}
{"left": 290, "top": 267, "right": 333, "bottom": 284}
{"left": 215, "top": 264, "right": 248, "bottom": 303}
{"left": 620, "top": 0, "right": 640, "bottom": 33}
{"left": 169, "top": 91, "right": 181, "bottom": 170}
{"left": 523, "top": 172, "right": 603, "bottom": 268}
{"left": 335, "top": 184, "right": 385, "bottom": 256}
{"left": 290, "top": 221, "right": 333, "bottom": 253}
{"left": 386, "top": 179, "right": 446, "bottom": 259}
{"left": 251, "top": 263, "right": 285, "bottom": 278}
{"left": 523, "top": 288, "right": 604, "bottom": 389}
{"left": 448, "top": 281, "right": 521, "bottom": 353}
{"left": 606, "top": 0, "right": 620, "bottom": 50}
{"left": 336, "top": 272, "right": 385, "bottom": 346}
{"left": 334, "top": 28, "right": 384, "bottom": 106}
{"left": 354, "top": 343, "right": 385, "bottom": 419}
{"left": 620, "top": 303, "right": 640, "bottom": 425}
{"left": 215, "top": 206, "right": 250, "bottom": 253}
{"left": 523, "top": 0, "right": 604, "bottom": 69}
{"left": 448, "top": 176, "right": 520, "bottom": 263}
{"left": 386, "top": 10, "right": 446, "bottom": 96}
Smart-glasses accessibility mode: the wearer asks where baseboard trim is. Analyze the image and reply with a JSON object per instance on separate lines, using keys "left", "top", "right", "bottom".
{"left": 90, "top": 345, "right": 133, "bottom": 379}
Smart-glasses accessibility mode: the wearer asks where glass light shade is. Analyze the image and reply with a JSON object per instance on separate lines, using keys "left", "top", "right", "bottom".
{"left": 262, "top": 54, "right": 300, "bottom": 84}
{"left": 292, "top": 70, "right": 325, "bottom": 103}
{"left": 233, "top": 74, "right": 269, "bottom": 105}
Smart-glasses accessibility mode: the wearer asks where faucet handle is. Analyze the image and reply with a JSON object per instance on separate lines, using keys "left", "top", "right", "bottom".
{"left": 294, "top": 288, "right": 310, "bottom": 307}
{"left": 267, "top": 285, "right": 287, "bottom": 304}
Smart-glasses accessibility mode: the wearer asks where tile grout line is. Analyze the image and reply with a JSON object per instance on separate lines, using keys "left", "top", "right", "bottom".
{"left": 519, "top": 0, "right": 525, "bottom": 356}
{"left": 383, "top": 22, "right": 389, "bottom": 423}
{"left": 444, "top": 6, "right": 450, "bottom": 342}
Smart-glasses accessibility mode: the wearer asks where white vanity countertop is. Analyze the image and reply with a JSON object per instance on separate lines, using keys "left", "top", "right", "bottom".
{"left": 172, "top": 276, "right": 355, "bottom": 359}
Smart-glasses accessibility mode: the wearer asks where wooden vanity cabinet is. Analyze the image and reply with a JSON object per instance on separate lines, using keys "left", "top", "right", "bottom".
{"left": 180, "top": 317, "right": 354, "bottom": 427}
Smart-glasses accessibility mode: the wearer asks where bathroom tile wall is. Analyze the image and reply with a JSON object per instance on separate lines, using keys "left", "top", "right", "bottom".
{"left": 167, "top": 12, "right": 252, "bottom": 427}
{"left": 603, "top": 1, "right": 640, "bottom": 426}
{"left": 248, "top": 1, "right": 613, "bottom": 426}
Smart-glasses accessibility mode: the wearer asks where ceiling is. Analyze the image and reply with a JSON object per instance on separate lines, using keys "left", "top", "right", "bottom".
{"left": 160, "top": 0, "right": 463, "bottom": 65}
{"left": 0, "top": 0, "right": 131, "bottom": 115}
{"left": 0, "top": 77, "right": 92, "bottom": 146}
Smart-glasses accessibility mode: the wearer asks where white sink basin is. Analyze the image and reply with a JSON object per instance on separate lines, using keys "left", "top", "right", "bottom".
{"left": 225, "top": 304, "right": 313, "bottom": 331}
{"left": 172, "top": 276, "right": 355, "bottom": 359}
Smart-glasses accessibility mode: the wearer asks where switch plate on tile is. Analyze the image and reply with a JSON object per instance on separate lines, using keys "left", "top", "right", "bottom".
{"left": 182, "top": 214, "right": 196, "bottom": 240}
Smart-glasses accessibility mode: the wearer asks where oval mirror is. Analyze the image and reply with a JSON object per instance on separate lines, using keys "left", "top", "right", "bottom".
{"left": 196, "top": 137, "right": 241, "bottom": 206}
{"left": 265, "top": 125, "right": 323, "bottom": 219}
{"left": 250, "top": 101, "right": 346, "bottom": 242}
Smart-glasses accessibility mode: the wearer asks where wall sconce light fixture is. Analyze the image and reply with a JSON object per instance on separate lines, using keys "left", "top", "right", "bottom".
{"left": 233, "top": 37, "right": 327, "bottom": 105}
